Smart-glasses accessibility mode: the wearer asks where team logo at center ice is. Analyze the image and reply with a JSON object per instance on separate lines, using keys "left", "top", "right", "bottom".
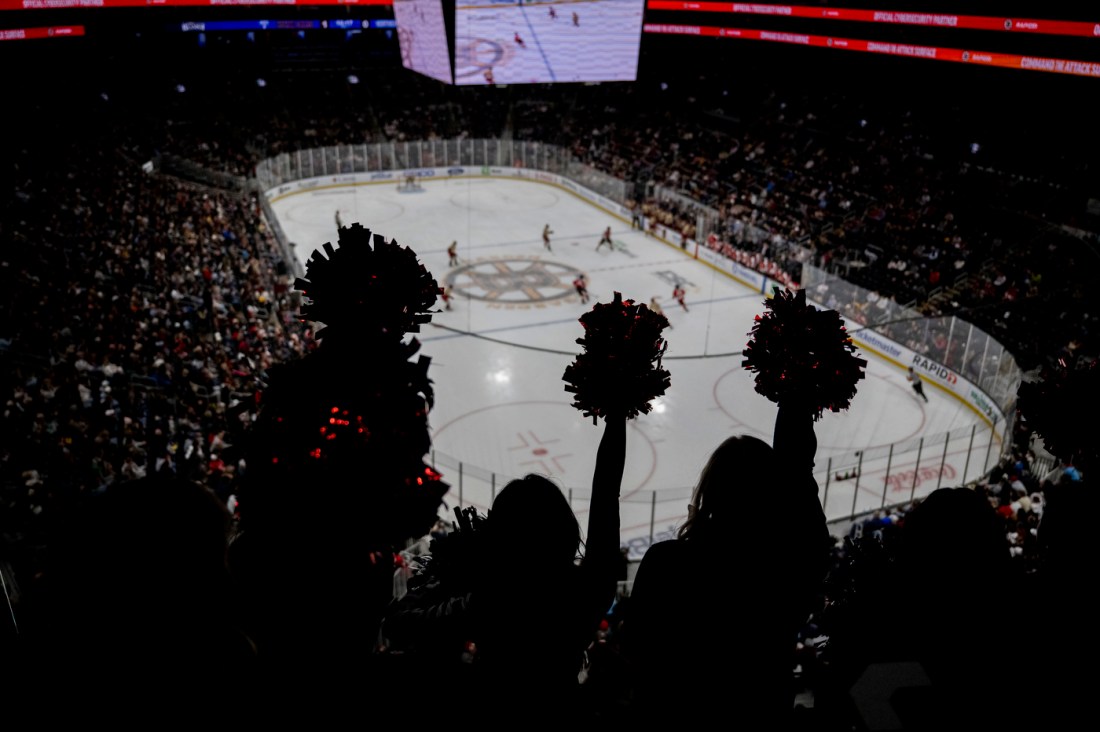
{"left": 447, "top": 257, "right": 583, "bottom": 304}
{"left": 454, "top": 36, "right": 514, "bottom": 79}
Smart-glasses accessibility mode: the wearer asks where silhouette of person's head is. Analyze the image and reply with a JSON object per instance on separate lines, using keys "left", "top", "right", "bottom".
{"left": 1026, "top": 473, "right": 1094, "bottom": 727}
{"left": 487, "top": 474, "right": 581, "bottom": 569}
{"left": 28, "top": 475, "right": 252, "bottom": 714}
{"left": 898, "top": 486, "right": 1010, "bottom": 590}
{"left": 679, "top": 435, "right": 774, "bottom": 541}
{"left": 49, "top": 475, "right": 235, "bottom": 621}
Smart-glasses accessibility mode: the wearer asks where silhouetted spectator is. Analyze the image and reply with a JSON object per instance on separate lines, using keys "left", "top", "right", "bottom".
{"left": 11, "top": 475, "right": 256, "bottom": 722}
{"left": 224, "top": 226, "right": 447, "bottom": 720}
{"left": 817, "top": 487, "right": 1020, "bottom": 730}
{"left": 1027, "top": 472, "right": 1098, "bottom": 729}
{"left": 382, "top": 411, "right": 627, "bottom": 725}
{"left": 620, "top": 400, "right": 830, "bottom": 726}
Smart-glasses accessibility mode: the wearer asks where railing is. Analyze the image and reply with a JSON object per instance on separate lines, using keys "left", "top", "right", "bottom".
{"left": 427, "top": 447, "right": 693, "bottom": 558}
{"left": 430, "top": 419, "right": 1003, "bottom": 555}
{"left": 801, "top": 264, "right": 1022, "bottom": 417}
{"left": 255, "top": 139, "right": 634, "bottom": 206}
{"left": 253, "top": 139, "right": 1024, "bottom": 547}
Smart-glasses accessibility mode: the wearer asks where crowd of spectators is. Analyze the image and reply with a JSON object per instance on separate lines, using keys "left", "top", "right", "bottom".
{"left": 1, "top": 131, "right": 314, "bottom": 626}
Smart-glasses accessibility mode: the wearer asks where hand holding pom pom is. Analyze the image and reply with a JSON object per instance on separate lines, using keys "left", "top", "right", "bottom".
{"left": 742, "top": 286, "right": 867, "bottom": 421}
{"left": 563, "top": 292, "right": 672, "bottom": 423}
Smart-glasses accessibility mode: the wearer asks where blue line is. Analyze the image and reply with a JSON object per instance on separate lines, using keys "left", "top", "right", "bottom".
{"left": 519, "top": 4, "right": 556, "bottom": 82}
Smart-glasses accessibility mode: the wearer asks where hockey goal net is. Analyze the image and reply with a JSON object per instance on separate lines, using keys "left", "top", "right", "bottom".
{"left": 397, "top": 175, "right": 424, "bottom": 193}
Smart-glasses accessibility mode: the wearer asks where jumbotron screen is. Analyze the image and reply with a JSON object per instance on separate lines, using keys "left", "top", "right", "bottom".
{"left": 453, "top": 0, "right": 646, "bottom": 85}
{"left": 394, "top": 0, "right": 454, "bottom": 84}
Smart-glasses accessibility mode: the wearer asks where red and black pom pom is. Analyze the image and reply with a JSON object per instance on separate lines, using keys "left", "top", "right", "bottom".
{"left": 563, "top": 291, "right": 672, "bottom": 423}
{"left": 236, "top": 225, "right": 449, "bottom": 547}
{"left": 742, "top": 287, "right": 867, "bottom": 421}
{"left": 294, "top": 223, "right": 440, "bottom": 341}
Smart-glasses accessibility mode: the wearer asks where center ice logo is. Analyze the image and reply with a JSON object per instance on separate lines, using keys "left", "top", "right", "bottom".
{"left": 446, "top": 257, "right": 584, "bottom": 304}
{"left": 454, "top": 36, "right": 513, "bottom": 79}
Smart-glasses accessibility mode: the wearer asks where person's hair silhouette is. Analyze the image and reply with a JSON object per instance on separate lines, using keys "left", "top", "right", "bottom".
{"left": 486, "top": 474, "right": 583, "bottom": 566}
{"left": 381, "top": 413, "right": 627, "bottom": 725}
{"left": 678, "top": 434, "right": 774, "bottom": 542}
{"left": 622, "top": 401, "right": 830, "bottom": 725}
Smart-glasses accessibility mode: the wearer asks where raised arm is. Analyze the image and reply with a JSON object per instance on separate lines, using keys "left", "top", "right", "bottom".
{"left": 772, "top": 401, "right": 818, "bottom": 493}
{"left": 772, "top": 400, "right": 831, "bottom": 628}
{"left": 587, "top": 412, "right": 627, "bottom": 567}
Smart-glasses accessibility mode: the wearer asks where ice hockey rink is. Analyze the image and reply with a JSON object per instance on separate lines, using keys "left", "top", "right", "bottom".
{"left": 270, "top": 176, "right": 1002, "bottom": 554}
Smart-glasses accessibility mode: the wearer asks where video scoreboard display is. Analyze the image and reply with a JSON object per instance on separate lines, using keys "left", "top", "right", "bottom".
{"left": 393, "top": 0, "right": 646, "bottom": 85}
{"left": 452, "top": 0, "right": 645, "bottom": 85}
{"left": 393, "top": 0, "right": 453, "bottom": 84}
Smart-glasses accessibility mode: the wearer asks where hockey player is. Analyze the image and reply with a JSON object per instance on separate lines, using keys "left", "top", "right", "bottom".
{"left": 549, "top": 6, "right": 557, "bottom": 19}
{"left": 672, "top": 284, "right": 688, "bottom": 312}
{"left": 572, "top": 12, "right": 579, "bottom": 26}
{"left": 515, "top": 32, "right": 526, "bottom": 48}
{"left": 542, "top": 224, "right": 554, "bottom": 251}
{"left": 907, "top": 366, "right": 929, "bottom": 402}
{"left": 448, "top": 240, "right": 459, "bottom": 266}
{"left": 573, "top": 274, "right": 590, "bottom": 304}
{"left": 596, "top": 226, "right": 614, "bottom": 252}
